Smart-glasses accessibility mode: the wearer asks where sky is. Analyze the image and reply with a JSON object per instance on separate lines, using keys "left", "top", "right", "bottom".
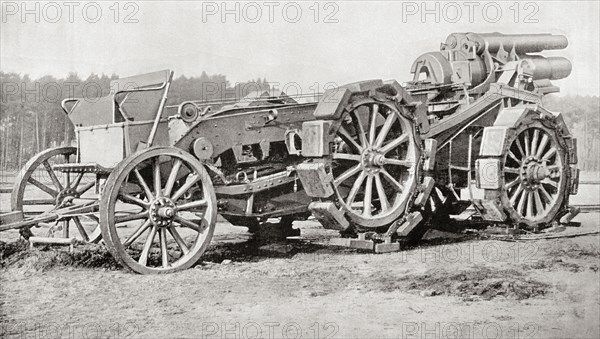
{"left": 1, "top": 0, "right": 599, "bottom": 96}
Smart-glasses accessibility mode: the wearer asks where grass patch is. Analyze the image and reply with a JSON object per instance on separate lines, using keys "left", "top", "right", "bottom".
{"left": 370, "top": 266, "right": 549, "bottom": 301}
{"left": 0, "top": 240, "right": 119, "bottom": 273}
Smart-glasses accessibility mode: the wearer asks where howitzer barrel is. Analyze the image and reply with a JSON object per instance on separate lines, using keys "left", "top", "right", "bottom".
{"left": 445, "top": 32, "right": 568, "bottom": 55}
{"left": 522, "top": 56, "right": 572, "bottom": 80}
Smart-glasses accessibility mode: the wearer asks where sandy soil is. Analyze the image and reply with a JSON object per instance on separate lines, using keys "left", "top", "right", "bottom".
{"left": 1, "top": 211, "right": 599, "bottom": 339}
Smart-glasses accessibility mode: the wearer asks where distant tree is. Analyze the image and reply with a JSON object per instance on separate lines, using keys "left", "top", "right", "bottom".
{"left": 544, "top": 95, "right": 600, "bottom": 171}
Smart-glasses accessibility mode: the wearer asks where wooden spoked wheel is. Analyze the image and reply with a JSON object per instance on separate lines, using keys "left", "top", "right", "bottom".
{"left": 331, "top": 99, "right": 421, "bottom": 229}
{"left": 100, "top": 147, "right": 217, "bottom": 274}
{"left": 11, "top": 146, "right": 100, "bottom": 242}
{"left": 501, "top": 121, "right": 568, "bottom": 228}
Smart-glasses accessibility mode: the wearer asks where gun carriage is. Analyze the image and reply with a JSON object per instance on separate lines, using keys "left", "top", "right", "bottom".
{"left": 0, "top": 33, "right": 578, "bottom": 274}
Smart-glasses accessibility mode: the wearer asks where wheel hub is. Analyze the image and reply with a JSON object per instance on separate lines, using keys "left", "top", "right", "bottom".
{"left": 149, "top": 197, "right": 176, "bottom": 227}
{"left": 521, "top": 156, "right": 557, "bottom": 190}
{"left": 362, "top": 148, "right": 384, "bottom": 171}
{"left": 56, "top": 188, "right": 79, "bottom": 206}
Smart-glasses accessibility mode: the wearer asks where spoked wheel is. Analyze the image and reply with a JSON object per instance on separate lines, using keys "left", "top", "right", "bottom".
{"left": 501, "top": 121, "right": 569, "bottom": 229}
{"left": 11, "top": 146, "right": 100, "bottom": 242}
{"left": 100, "top": 147, "right": 217, "bottom": 274}
{"left": 330, "top": 98, "right": 421, "bottom": 230}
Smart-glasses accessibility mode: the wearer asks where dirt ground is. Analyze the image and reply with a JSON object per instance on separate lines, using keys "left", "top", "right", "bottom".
{"left": 1, "top": 210, "right": 599, "bottom": 339}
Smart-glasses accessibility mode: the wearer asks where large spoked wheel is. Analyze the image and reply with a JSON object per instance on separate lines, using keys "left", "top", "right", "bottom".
{"left": 11, "top": 146, "right": 100, "bottom": 242}
{"left": 331, "top": 99, "right": 421, "bottom": 229}
{"left": 100, "top": 147, "right": 217, "bottom": 274}
{"left": 501, "top": 121, "right": 569, "bottom": 228}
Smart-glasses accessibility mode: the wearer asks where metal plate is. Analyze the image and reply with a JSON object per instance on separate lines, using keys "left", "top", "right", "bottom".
{"left": 301, "top": 121, "right": 331, "bottom": 157}
{"left": 78, "top": 126, "right": 124, "bottom": 168}
{"left": 475, "top": 158, "right": 501, "bottom": 189}
{"left": 479, "top": 127, "right": 509, "bottom": 156}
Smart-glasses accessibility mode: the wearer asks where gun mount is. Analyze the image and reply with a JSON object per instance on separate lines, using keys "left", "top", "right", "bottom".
{"left": 410, "top": 32, "right": 572, "bottom": 95}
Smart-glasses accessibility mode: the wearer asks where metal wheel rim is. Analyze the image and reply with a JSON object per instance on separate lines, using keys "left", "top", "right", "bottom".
{"left": 331, "top": 100, "right": 419, "bottom": 228}
{"left": 100, "top": 147, "right": 216, "bottom": 274}
{"left": 501, "top": 123, "right": 567, "bottom": 225}
{"left": 11, "top": 146, "right": 101, "bottom": 242}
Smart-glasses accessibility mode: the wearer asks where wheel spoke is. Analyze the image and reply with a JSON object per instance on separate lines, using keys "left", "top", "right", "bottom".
{"left": 333, "top": 164, "right": 361, "bottom": 187}
{"left": 351, "top": 112, "right": 369, "bottom": 148}
{"left": 115, "top": 212, "right": 148, "bottom": 224}
{"left": 346, "top": 172, "right": 366, "bottom": 206}
{"left": 517, "top": 190, "right": 527, "bottom": 215}
{"left": 72, "top": 217, "right": 89, "bottom": 242}
{"left": 43, "top": 161, "right": 64, "bottom": 191}
{"left": 531, "top": 129, "right": 540, "bottom": 157}
{"left": 535, "top": 134, "right": 549, "bottom": 158}
{"left": 510, "top": 184, "right": 524, "bottom": 205}
{"left": 374, "top": 174, "right": 389, "bottom": 211}
{"left": 123, "top": 219, "right": 152, "bottom": 248}
{"left": 163, "top": 159, "right": 182, "bottom": 197}
{"left": 542, "top": 147, "right": 556, "bottom": 161}
{"left": 171, "top": 174, "right": 200, "bottom": 202}
{"left": 27, "top": 177, "right": 58, "bottom": 197}
{"left": 515, "top": 139, "right": 525, "bottom": 157}
{"left": 71, "top": 172, "right": 84, "bottom": 190}
{"left": 539, "top": 185, "right": 554, "bottom": 203}
{"left": 508, "top": 151, "right": 520, "bottom": 164}
{"left": 369, "top": 104, "right": 379, "bottom": 145}
{"left": 524, "top": 131, "right": 531, "bottom": 156}
{"left": 363, "top": 175, "right": 373, "bottom": 216}
{"left": 375, "top": 113, "right": 397, "bottom": 148}
{"left": 504, "top": 167, "right": 520, "bottom": 174}
{"left": 517, "top": 189, "right": 527, "bottom": 214}
{"left": 138, "top": 225, "right": 158, "bottom": 266}
{"left": 526, "top": 191, "right": 534, "bottom": 217}
{"left": 533, "top": 190, "right": 544, "bottom": 213}
{"left": 332, "top": 153, "right": 362, "bottom": 162}
{"left": 154, "top": 158, "right": 162, "bottom": 197}
{"left": 134, "top": 168, "right": 154, "bottom": 201}
{"left": 380, "top": 169, "right": 404, "bottom": 192}
{"left": 76, "top": 181, "right": 95, "bottom": 195}
{"left": 159, "top": 228, "right": 169, "bottom": 268}
{"left": 380, "top": 134, "right": 408, "bottom": 154}
{"left": 168, "top": 227, "right": 190, "bottom": 255}
{"left": 119, "top": 191, "right": 149, "bottom": 208}
{"left": 338, "top": 126, "right": 363, "bottom": 153}
{"left": 177, "top": 199, "right": 207, "bottom": 211}
{"left": 174, "top": 216, "right": 205, "bottom": 233}
{"left": 542, "top": 178, "right": 558, "bottom": 188}
{"left": 505, "top": 177, "right": 520, "bottom": 190}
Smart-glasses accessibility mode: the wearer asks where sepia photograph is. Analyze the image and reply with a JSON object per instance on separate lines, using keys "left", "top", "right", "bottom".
{"left": 1, "top": 1, "right": 599, "bottom": 338}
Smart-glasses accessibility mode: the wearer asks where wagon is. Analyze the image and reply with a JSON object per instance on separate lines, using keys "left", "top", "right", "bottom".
{"left": 0, "top": 32, "right": 579, "bottom": 273}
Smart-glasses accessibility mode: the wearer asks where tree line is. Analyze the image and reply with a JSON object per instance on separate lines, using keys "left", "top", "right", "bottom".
{"left": 0, "top": 71, "right": 599, "bottom": 173}
{"left": 542, "top": 94, "right": 600, "bottom": 172}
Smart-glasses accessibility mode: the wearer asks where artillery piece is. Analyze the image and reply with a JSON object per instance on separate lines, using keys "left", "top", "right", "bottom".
{"left": 0, "top": 32, "right": 578, "bottom": 273}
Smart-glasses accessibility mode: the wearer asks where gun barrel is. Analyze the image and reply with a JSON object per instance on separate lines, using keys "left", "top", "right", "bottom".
{"left": 446, "top": 32, "right": 568, "bottom": 54}
{"left": 522, "top": 56, "right": 572, "bottom": 80}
